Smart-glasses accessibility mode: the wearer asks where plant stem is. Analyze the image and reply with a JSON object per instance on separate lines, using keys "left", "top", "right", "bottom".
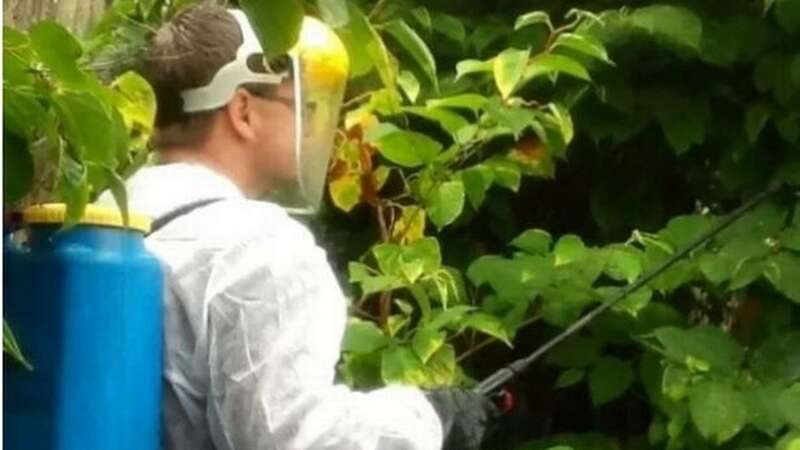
{"left": 379, "top": 291, "right": 392, "bottom": 332}
{"left": 456, "top": 315, "right": 540, "bottom": 363}
{"left": 343, "top": 92, "right": 372, "bottom": 111}
{"left": 368, "top": 0, "right": 389, "bottom": 20}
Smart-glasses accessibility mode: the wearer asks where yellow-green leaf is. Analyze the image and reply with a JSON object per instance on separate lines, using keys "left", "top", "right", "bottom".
{"left": 494, "top": 48, "right": 530, "bottom": 99}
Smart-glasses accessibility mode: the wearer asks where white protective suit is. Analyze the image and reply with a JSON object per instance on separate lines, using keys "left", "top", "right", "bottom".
{"left": 98, "top": 162, "right": 443, "bottom": 450}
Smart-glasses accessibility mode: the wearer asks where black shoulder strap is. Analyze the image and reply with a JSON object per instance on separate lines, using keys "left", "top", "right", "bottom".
{"left": 147, "top": 198, "right": 224, "bottom": 236}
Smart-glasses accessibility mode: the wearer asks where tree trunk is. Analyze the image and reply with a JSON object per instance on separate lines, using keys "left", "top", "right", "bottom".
{"left": 3, "top": 0, "right": 106, "bottom": 35}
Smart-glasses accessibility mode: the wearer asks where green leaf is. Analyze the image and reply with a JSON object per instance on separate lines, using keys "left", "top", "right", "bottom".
{"left": 515, "top": 11, "right": 553, "bottom": 31}
{"left": 110, "top": 71, "right": 156, "bottom": 134}
{"left": 630, "top": 5, "right": 702, "bottom": 50}
{"left": 339, "top": 5, "right": 397, "bottom": 102}
{"left": 778, "top": 383, "right": 800, "bottom": 429}
{"left": 381, "top": 344, "right": 456, "bottom": 388}
{"left": 403, "top": 106, "right": 469, "bottom": 137}
{"left": 482, "top": 157, "right": 522, "bottom": 191}
{"left": 55, "top": 92, "right": 117, "bottom": 167}
{"left": 750, "top": 332, "right": 800, "bottom": 383}
{"left": 554, "top": 235, "right": 587, "bottom": 266}
{"left": 372, "top": 243, "right": 404, "bottom": 277}
{"left": 339, "top": 351, "right": 382, "bottom": 388}
{"left": 4, "top": 88, "right": 48, "bottom": 139}
{"left": 381, "top": 345, "right": 427, "bottom": 386}
{"left": 421, "top": 344, "right": 457, "bottom": 387}
{"left": 468, "top": 255, "right": 552, "bottom": 302}
{"left": 431, "top": 13, "right": 466, "bottom": 44}
{"left": 103, "top": 168, "right": 129, "bottom": 226}
{"left": 745, "top": 103, "right": 772, "bottom": 143}
{"left": 383, "top": 20, "right": 437, "bottom": 91}
{"left": 765, "top": 253, "right": 800, "bottom": 303}
{"left": 425, "top": 180, "right": 465, "bottom": 229}
{"left": 555, "top": 368, "right": 585, "bottom": 388}
{"left": 598, "top": 286, "right": 653, "bottom": 317}
{"left": 552, "top": 33, "right": 611, "bottom": 64}
{"left": 427, "top": 94, "right": 488, "bottom": 112}
{"left": 429, "top": 305, "right": 476, "bottom": 331}
{"left": 522, "top": 53, "right": 591, "bottom": 84}
{"left": 397, "top": 70, "right": 421, "bottom": 103}
{"left": 404, "top": 237, "right": 442, "bottom": 274}
{"left": 661, "top": 214, "right": 713, "bottom": 248}
{"left": 589, "top": 357, "right": 634, "bottom": 406}
{"left": 603, "top": 245, "right": 643, "bottom": 283}
{"left": 641, "top": 90, "right": 709, "bottom": 155}
{"left": 240, "top": 0, "right": 303, "bottom": 57}
{"left": 651, "top": 326, "right": 745, "bottom": 373}
{"left": 511, "top": 229, "right": 552, "bottom": 255}
{"left": 461, "top": 165, "right": 494, "bottom": 209}
{"left": 662, "top": 365, "right": 692, "bottom": 401}
{"left": 777, "top": 115, "right": 800, "bottom": 143}
{"left": 494, "top": 48, "right": 530, "bottom": 99}
{"left": 744, "top": 382, "right": 788, "bottom": 436}
{"left": 484, "top": 99, "right": 537, "bottom": 138}
{"left": 463, "top": 313, "right": 512, "bottom": 346}
{"left": 729, "top": 258, "right": 766, "bottom": 290}
{"left": 410, "top": 7, "right": 432, "bottom": 32}
{"left": 754, "top": 52, "right": 798, "bottom": 105}
{"left": 371, "top": 127, "right": 442, "bottom": 167}
{"left": 545, "top": 103, "right": 575, "bottom": 151}
{"left": 456, "top": 59, "right": 493, "bottom": 80}
{"left": 776, "top": 0, "right": 800, "bottom": 34}
{"left": 3, "top": 28, "right": 35, "bottom": 87}
{"left": 358, "top": 9, "right": 397, "bottom": 100}
{"left": 470, "top": 23, "right": 506, "bottom": 55}
{"left": 412, "top": 327, "right": 445, "bottom": 363}
{"left": 342, "top": 318, "right": 390, "bottom": 354}
{"left": 371, "top": 238, "right": 441, "bottom": 284}
{"left": 689, "top": 380, "right": 748, "bottom": 443}
{"left": 59, "top": 158, "right": 91, "bottom": 228}
{"left": 28, "top": 21, "right": 86, "bottom": 86}
{"left": 337, "top": 9, "right": 374, "bottom": 77}
{"left": 348, "top": 262, "right": 406, "bottom": 295}
{"left": 546, "top": 335, "right": 602, "bottom": 368}
{"left": 317, "top": 0, "right": 349, "bottom": 28}
{"left": 3, "top": 132, "right": 34, "bottom": 204}
{"left": 776, "top": 430, "right": 800, "bottom": 450}
{"left": 3, "top": 320, "right": 33, "bottom": 371}
{"left": 390, "top": 205, "right": 426, "bottom": 243}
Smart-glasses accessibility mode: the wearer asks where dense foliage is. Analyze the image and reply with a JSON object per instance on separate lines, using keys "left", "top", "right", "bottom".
{"left": 4, "top": 0, "right": 800, "bottom": 449}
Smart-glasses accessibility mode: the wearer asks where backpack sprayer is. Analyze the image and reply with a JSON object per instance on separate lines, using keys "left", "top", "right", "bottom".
{"left": 474, "top": 181, "right": 788, "bottom": 403}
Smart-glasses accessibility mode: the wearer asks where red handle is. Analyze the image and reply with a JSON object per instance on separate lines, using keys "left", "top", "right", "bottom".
{"left": 491, "top": 389, "right": 515, "bottom": 414}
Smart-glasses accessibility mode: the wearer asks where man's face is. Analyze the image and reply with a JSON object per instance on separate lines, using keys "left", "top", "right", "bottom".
{"left": 249, "top": 80, "right": 298, "bottom": 187}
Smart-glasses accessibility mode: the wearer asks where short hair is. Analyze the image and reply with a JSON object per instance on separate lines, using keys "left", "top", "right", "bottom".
{"left": 140, "top": 4, "right": 242, "bottom": 149}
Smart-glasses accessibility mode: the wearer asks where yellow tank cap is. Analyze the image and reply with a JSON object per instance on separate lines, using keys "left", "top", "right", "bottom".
{"left": 23, "top": 204, "right": 152, "bottom": 234}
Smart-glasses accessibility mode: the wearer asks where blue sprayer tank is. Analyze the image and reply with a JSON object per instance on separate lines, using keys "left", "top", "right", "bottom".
{"left": 4, "top": 204, "right": 163, "bottom": 450}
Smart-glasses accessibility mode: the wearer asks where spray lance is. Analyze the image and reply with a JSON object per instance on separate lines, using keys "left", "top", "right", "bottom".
{"left": 474, "top": 181, "right": 788, "bottom": 405}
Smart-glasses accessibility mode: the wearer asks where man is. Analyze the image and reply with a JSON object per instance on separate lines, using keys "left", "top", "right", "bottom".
{"left": 100, "top": 4, "right": 496, "bottom": 449}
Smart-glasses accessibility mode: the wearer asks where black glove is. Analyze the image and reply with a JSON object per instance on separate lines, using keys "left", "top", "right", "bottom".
{"left": 424, "top": 388, "right": 499, "bottom": 450}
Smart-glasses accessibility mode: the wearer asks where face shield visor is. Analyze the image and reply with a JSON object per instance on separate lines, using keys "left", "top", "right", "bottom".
{"left": 180, "top": 11, "right": 349, "bottom": 214}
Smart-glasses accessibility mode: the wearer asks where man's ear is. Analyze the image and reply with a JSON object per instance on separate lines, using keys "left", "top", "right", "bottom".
{"left": 225, "top": 88, "right": 257, "bottom": 142}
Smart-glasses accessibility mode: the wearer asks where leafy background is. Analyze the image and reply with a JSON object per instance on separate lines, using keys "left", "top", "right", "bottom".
{"left": 4, "top": 0, "right": 800, "bottom": 449}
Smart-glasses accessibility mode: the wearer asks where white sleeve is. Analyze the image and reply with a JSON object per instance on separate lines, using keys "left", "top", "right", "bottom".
{"left": 203, "top": 232, "right": 443, "bottom": 450}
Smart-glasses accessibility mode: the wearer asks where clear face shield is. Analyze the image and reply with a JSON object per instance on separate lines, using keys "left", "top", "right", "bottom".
{"left": 181, "top": 11, "right": 349, "bottom": 214}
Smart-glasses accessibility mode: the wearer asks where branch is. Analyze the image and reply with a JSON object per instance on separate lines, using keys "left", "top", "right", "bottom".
{"left": 456, "top": 315, "right": 541, "bottom": 363}
{"left": 368, "top": 0, "right": 389, "bottom": 20}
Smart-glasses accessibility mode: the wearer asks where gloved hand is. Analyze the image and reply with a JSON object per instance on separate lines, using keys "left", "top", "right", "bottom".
{"left": 424, "top": 388, "right": 499, "bottom": 450}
